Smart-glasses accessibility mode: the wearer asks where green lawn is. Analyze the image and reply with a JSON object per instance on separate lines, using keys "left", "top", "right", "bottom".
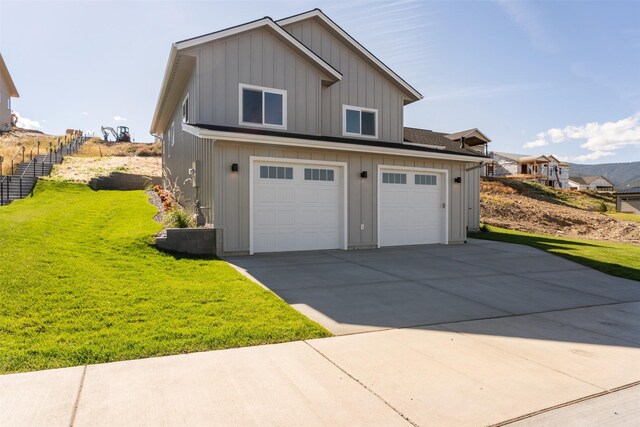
{"left": 0, "top": 181, "right": 330, "bottom": 374}
{"left": 607, "top": 212, "right": 640, "bottom": 223}
{"left": 471, "top": 225, "right": 640, "bottom": 281}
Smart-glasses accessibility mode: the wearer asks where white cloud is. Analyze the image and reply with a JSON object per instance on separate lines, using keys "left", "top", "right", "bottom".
{"left": 495, "top": 0, "right": 557, "bottom": 53}
{"left": 524, "top": 112, "right": 640, "bottom": 162}
{"left": 81, "top": 112, "right": 89, "bottom": 116}
{"left": 13, "top": 111, "right": 41, "bottom": 130}
{"left": 113, "top": 116, "right": 127, "bottom": 121}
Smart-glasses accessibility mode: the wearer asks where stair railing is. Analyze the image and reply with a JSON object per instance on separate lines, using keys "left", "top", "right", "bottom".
{"left": 18, "top": 155, "right": 38, "bottom": 198}
{"left": 9, "top": 145, "right": 25, "bottom": 175}
{"left": 0, "top": 175, "right": 9, "bottom": 206}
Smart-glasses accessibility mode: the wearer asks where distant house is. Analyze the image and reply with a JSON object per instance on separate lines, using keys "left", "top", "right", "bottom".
{"left": 614, "top": 187, "right": 640, "bottom": 214}
{"left": 0, "top": 53, "right": 19, "bottom": 131}
{"left": 568, "top": 176, "right": 614, "bottom": 192}
{"left": 488, "top": 152, "right": 569, "bottom": 188}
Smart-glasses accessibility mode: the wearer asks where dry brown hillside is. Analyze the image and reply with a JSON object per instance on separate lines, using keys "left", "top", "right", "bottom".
{"left": 481, "top": 178, "right": 640, "bottom": 244}
{"left": 0, "top": 128, "right": 60, "bottom": 174}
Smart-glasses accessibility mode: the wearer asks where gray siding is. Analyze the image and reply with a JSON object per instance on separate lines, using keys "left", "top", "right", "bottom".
{"left": 213, "top": 140, "right": 469, "bottom": 254}
{"left": 162, "top": 80, "right": 216, "bottom": 223}
{"left": 0, "top": 76, "right": 11, "bottom": 130}
{"left": 182, "top": 28, "right": 326, "bottom": 135}
{"left": 282, "top": 19, "right": 406, "bottom": 142}
{"left": 466, "top": 166, "right": 481, "bottom": 231}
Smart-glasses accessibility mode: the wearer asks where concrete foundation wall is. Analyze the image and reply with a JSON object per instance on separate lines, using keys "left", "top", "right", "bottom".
{"left": 89, "top": 172, "right": 162, "bottom": 191}
{"left": 155, "top": 227, "right": 217, "bottom": 256}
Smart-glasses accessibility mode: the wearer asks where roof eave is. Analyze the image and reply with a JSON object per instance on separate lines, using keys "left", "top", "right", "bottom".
{"left": 0, "top": 54, "right": 19, "bottom": 97}
{"left": 150, "top": 44, "right": 178, "bottom": 134}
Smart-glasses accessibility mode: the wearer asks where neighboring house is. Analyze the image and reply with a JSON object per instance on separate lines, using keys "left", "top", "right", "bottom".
{"left": 151, "top": 9, "right": 489, "bottom": 255}
{"left": 568, "top": 176, "right": 614, "bottom": 192}
{"left": 488, "top": 152, "right": 569, "bottom": 189}
{"left": 0, "top": 53, "right": 19, "bottom": 131}
{"left": 614, "top": 187, "right": 640, "bottom": 214}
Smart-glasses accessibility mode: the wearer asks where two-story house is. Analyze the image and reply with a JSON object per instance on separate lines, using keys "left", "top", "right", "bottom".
{"left": 0, "top": 53, "right": 19, "bottom": 131}
{"left": 489, "top": 152, "right": 569, "bottom": 189}
{"left": 151, "top": 9, "right": 489, "bottom": 255}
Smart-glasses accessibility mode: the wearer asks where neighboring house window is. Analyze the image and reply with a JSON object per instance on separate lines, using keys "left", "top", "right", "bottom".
{"left": 259, "top": 165, "right": 293, "bottom": 180}
{"left": 182, "top": 94, "right": 189, "bottom": 123}
{"left": 415, "top": 174, "right": 437, "bottom": 185}
{"left": 382, "top": 173, "right": 406, "bottom": 184}
{"left": 343, "top": 105, "right": 377, "bottom": 138}
{"left": 304, "top": 168, "right": 334, "bottom": 181}
{"left": 239, "top": 84, "right": 286, "bottom": 129}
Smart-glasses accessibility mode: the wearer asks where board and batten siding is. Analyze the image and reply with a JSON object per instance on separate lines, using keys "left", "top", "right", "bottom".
{"left": 465, "top": 166, "right": 481, "bottom": 231}
{"left": 212, "top": 140, "right": 469, "bottom": 254}
{"left": 181, "top": 28, "right": 326, "bottom": 136}
{"left": 281, "top": 19, "right": 406, "bottom": 142}
{"left": 162, "top": 79, "right": 216, "bottom": 223}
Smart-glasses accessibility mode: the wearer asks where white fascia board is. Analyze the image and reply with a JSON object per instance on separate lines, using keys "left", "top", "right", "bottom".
{"left": 182, "top": 124, "right": 487, "bottom": 163}
{"left": 150, "top": 44, "right": 178, "bottom": 134}
{"left": 277, "top": 10, "right": 423, "bottom": 101}
{"left": 176, "top": 18, "right": 342, "bottom": 82}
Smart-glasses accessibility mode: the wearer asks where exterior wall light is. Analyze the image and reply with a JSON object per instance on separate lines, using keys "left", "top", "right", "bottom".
{"left": 231, "top": 163, "right": 239, "bottom": 172}
{"left": 360, "top": 171, "right": 368, "bottom": 179}
{"left": 454, "top": 177, "right": 462, "bottom": 183}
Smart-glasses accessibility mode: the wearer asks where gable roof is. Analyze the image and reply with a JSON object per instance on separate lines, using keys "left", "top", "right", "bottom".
{"left": 570, "top": 175, "right": 614, "bottom": 186}
{"left": 445, "top": 128, "right": 491, "bottom": 145}
{"left": 151, "top": 17, "right": 342, "bottom": 134}
{"left": 403, "top": 127, "right": 490, "bottom": 157}
{"left": 0, "top": 53, "right": 19, "bottom": 97}
{"left": 277, "top": 9, "right": 423, "bottom": 103}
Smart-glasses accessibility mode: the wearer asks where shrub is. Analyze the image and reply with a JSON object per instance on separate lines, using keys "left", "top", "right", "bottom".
{"left": 163, "top": 207, "right": 195, "bottom": 229}
{"left": 479, "top": 224, "right": 490, "bottom": 233}
{"left": 597, "top": 201, "right": 608, "bottom": 213}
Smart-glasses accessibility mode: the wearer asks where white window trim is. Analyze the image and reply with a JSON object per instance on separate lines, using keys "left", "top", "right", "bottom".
{"left": 239, "top": 83, "right": 287, "bottom": 130}
{"left": 377, "top": 165, "right": 449, "bottom": 247}
{"left": 249, "top": 156, "right": 348, "bottom": 255}
{"left": 182, "top": 93, "right": 189, "bottom": 124}
{"left": 342, "top": 105, "right": 378, "bottom": 139}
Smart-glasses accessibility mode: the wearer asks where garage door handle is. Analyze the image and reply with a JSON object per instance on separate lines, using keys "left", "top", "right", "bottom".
{"left": 442, "top": 203, "right": 446, "bottom": 208}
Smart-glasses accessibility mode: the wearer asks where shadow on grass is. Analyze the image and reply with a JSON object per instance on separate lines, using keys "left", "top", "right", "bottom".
{"left": 150, "top": 243, "right": 219, "bottom": 261}
{"left": 471, "top": 229, "right": 640, "bottom": 282}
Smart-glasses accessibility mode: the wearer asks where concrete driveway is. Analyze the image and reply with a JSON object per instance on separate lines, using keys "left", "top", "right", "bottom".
{"left": 2, "top": 239, "right": 639, "bottom": 426}
{"left": 228, "top": 238, "right": 640, "bottom": 335}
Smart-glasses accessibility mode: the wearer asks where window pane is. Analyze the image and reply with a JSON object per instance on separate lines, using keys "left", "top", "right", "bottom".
{"left": 346, "top": 109, "right": 360, "bottom": 134}
{"left": 432, "top": 175, "right": 437, "bottom": 185}
{"left": 277, "top": 167, "right": 285, "bottom": 179}
{"left": 260, "top": 166, "right": 268, "bottom": 178}
{"left": 313, "top": 169, "right": 320, "bottom": 180}
{"left": 268, "top": 166, "right": 277, "bottom": 179}
{"left": 304, "top": 169, "right": 311, "bottom": 180}
{"left": 382, "top": 173, "right": 389, "bottom": 183}
{"left": 242, "top": 89, "right": 262, "bottom": 123}
{"left": 320, "top": 169, "right": 327, "bottom": 181}
{"left": 285, "top": 167, "right": 293, "bottom": 179}
{"left": 264, "top": 92, "right": 283, "bottom": 125}
{"left": 361, "top": 111, "right": 376, "bottom": 136}
{"left": 328, "top": 170, "right": 334, "bottom": 181}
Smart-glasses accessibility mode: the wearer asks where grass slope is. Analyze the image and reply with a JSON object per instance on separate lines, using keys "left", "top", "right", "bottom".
{"left": 471, "top": 225, "right": 640, "bottom": 281}
{"left": 0, "top": 181, "right": 329, "bottom": 374}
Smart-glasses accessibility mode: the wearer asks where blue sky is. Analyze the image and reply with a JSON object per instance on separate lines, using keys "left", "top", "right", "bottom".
{"left": 1, "top": 0, "right": 639, "bottom": 163}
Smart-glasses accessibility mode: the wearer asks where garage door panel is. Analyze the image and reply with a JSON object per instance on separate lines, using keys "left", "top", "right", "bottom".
{"left": 253, "top": 161, "right": 343, "bottom": 253}
{"left": 379, "top": 169, "right": 445, "bottom": 247}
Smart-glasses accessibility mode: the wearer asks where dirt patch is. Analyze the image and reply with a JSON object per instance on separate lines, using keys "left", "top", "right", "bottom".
{"left": 481, "top": 179, "right": 640, "bottom": 244}
{"left": 49, "top": 156, "right": 162, "bottom": 184}
{"left": 77, "top": 138, "right": 161, "bottom": 157}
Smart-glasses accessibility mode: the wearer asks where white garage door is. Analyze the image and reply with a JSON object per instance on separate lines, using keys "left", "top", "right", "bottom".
{"left": 379, "top": 168, "right": 446, "bottom": 246}
{"left": 252, "top": 160, "right": 344, "bottom": 253}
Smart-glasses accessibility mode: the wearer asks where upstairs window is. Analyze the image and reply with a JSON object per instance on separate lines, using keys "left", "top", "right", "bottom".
{"left": 239, "top": 84, "right": 286, "bottom": 129}
{"left": 343, "top": 105, "right": 377, "bottom": 138}
{"left": 182, "top": 94, "right": 189, "bottom": 123}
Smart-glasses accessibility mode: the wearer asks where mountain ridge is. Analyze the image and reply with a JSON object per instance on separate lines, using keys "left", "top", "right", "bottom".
{"left": 569, "top": 161, "right": 640, "bottom": 189}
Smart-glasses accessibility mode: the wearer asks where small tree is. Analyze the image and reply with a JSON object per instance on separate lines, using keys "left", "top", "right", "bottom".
{"left": 597, "top": 200, "right": 608, "bottom": 213}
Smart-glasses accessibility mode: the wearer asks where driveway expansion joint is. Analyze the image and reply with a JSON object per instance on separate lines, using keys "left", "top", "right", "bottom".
{"left": 68, "top": 365, "right": 87, "bottom": 427}
{"left": 303, "top": 341, "right": 419, "bottom": 427}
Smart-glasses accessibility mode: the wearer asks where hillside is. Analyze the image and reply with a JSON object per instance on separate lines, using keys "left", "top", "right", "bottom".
{"left": 481, "top": 178, "right": 640, "bottom": 244}
{"left": 569, "top": 161, "right": 640, "bottom": 189}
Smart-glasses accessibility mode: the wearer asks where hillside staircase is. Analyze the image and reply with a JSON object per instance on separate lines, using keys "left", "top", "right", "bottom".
{"left": 0, "top": 137, "right": 87, "bottom": 206}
